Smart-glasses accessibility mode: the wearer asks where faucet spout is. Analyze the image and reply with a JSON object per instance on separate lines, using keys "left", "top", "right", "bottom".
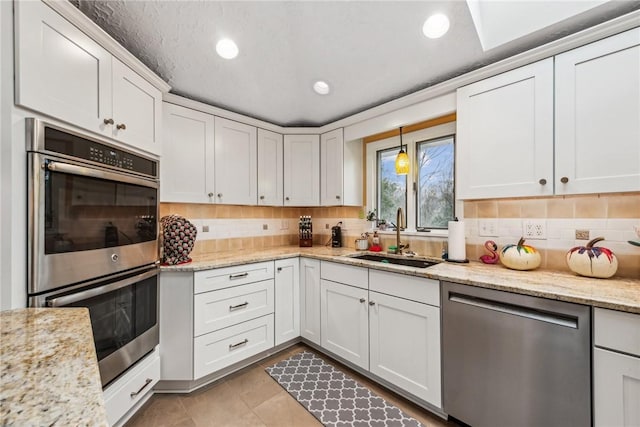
{"left": 396, "top": 207, "right": 406, "bottom": 254}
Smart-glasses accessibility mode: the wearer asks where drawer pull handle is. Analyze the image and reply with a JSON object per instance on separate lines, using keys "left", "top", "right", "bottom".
{"left": 229, "top": 272, "right": 249, "bottom": 279}
{"left": 103, "top": 118, "right": 114, "bottom": 125}
{"left": 116, "top": 123, "right": 127, "bottom": 130}
{"left": 277, "top": 267, "right": 282, "bottom": 272}
{"left": 369, "top": 300, "right": 376, "bottom": 306}
{"left": 229, "top": 339, "right": 248, "bottom": 350}
{"left": 229, "top": 302, "right": 249, "bottom": 311}
{"left": 130, "top": 378, "right": 153, "bottom": 398}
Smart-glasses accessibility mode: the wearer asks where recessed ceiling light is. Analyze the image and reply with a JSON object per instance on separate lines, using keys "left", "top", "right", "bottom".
{"left": 313, "top": 81, "right": 330, "bottom": 95}
{"left": 423, "top": 13, "right": 450, "bottom": 39}
{"left": 216, "top": 38, "right": 239, "bottom": 59}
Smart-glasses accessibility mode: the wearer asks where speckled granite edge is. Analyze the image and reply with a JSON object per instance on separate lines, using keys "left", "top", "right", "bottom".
{"left": 0, "top": 308, "right": 108, "bottom": 426}
{"left": 160, "top": 246, "right": 640, "bottom": 314}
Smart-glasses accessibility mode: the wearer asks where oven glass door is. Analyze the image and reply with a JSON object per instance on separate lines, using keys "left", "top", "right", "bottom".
{"left": 44, "top": 160, "right": 157, "bottom": 255}
{"left": 49, "top": 270, "right": 158, "bottom": 362}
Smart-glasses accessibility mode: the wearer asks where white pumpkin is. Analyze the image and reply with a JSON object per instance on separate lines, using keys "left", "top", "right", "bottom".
{"left": 566, "top": 237, "right": 618, "bottom": 279}
{"left": 499, "top": 238, "right": 541, "bottom": 271}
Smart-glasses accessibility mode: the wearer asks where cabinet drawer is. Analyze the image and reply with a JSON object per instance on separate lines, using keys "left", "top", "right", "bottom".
{"left": 194, "top": 314, "right": 274, "bottom": 379}
{"left": 103, "top": 349, "right": 160, "bottom": 426}
{"left": 594, "top": 308, "right": 640, "bottom": 357}
{"left": 194, "top": 279, "right": 274, "bottom": 337}
{"left": 321, "top": 261, "right": 368, "bottom": 289}
{"left": 369, "top": 270, "right": 439, "bottom": 306}
{"left": 194, "top": 262, "right": 274, "bottom": 294}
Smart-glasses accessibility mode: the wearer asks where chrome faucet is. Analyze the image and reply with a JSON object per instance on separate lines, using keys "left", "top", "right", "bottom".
{"left": 396, "top": 207, "right": 408, "bottom": 254}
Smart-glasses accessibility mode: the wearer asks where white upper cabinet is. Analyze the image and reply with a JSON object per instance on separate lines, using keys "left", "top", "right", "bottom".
{"left": 283, "top": 134, "right": 320, "bottom": 206}
{"left": 15, "top": 0, "right": 164, "bottom": 156}
{"left": 161, "top": 103, "right": 215, "bottom": 203}
{"left": 555, "top": 28, "right": 640, "bottom": 195}
{"left": 456, "top": 58, "right": 554, "bottom": 199}
{"left": 214, "top": 117, "right": 258, "bottom": 205}
{"left": 320, "top": 129, "right": 344, "bottom": 206}
{"left": 15, "top": 0, "right": 112, "bottom": 137}
{"left": 111, "top": 59, "right": 162, "bottom": 155}
{"left": 257, "top": 129, "right": 284, "bottom": 206}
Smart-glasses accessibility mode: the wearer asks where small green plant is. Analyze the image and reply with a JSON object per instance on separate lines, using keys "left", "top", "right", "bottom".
{"left": 366, "top": 209, "right": 377, "bottom": 222}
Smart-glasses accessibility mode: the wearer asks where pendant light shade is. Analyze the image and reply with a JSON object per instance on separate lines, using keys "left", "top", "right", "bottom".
{"left": 395, "top": 126, "right": 409, "bottom": 175}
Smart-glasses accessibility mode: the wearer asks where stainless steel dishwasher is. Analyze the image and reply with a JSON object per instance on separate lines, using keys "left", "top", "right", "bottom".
{"left": 442, "top": 281, "right": 591, "bottom": 427}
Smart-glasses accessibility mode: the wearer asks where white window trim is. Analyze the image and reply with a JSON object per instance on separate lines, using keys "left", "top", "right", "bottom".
{"left": 366, "top": 121, "right": 462, "bottom": 235}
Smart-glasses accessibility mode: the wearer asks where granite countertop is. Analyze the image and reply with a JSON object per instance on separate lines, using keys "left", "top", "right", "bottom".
{"left": 161, "top": 246, "right": 640, "bottom": 314}
{"left": 0, "top": 308, "right": 108, "bottom": 426}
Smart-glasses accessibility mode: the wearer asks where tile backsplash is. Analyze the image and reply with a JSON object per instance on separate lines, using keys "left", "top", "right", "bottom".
{"left": 161, "top": 192, "right": 639, "bottom": 278}
{"left": 464, "top": 192, "right": 639, "bottom": 278}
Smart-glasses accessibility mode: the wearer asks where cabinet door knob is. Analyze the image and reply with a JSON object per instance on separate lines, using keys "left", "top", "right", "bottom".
{"left": 560, "top": 177, "right": 569, "bottom": 184}
{"left": 277, "top": 267, "right": 282, "bottom": 272}
{"left": 285, "top": 197, "right": 290, "bottom": 201}
{"left": 103, "top": 118, "right": 114, "bottom": 125}
{"left": 116, "top": 123, "right": 126, "bottom": 130}
{"left": 336, "top": 195, "right": 341, "bottom": 200}
{"left": 368, "top": 300, "right": 376, "bottom": 306}
{"left": 359, "top": 298, "right": 366, "bottom": 303}
{"left": 260, "top": 195, "right": 265, "bottom": 200}
{"left": 538, "top": 178, "right": 547, "bottom": 185}
{"left": 217, "top": 193, "right": 222, "bottom": 198}
{"left": 208, "top": 192, "right": 214, "bottom": 197}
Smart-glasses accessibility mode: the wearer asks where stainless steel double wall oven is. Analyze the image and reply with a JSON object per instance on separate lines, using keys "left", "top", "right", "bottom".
{"left": 27, "top": 118, "right": 160, "bottom": 387}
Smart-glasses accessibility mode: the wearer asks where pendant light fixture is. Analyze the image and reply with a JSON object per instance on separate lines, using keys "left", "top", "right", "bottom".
{"left": 395, "top": 126, "right": 410, "bottom": 175}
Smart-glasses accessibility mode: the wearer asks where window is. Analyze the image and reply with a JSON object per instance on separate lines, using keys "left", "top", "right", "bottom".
{"left": 366, "top": 121, "right": 457, "bottom": 233}
{"left": 417, "top": 136, "right": 455, "bottom": 229}
{"left": 376, "top": 147, "right": 406, "bottom": 226}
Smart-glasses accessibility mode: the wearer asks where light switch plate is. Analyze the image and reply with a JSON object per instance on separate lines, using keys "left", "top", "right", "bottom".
{"left": 478, "top": 219, "right": 498, "bottom": 237}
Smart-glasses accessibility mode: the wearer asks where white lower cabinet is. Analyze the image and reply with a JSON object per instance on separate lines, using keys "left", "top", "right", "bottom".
{"left": 194, "top": 279, "right": 274, "bottom": 337}
{"left": 194, "top": 314, "right": 274, "bottom": 379}
{"left": 275, "top": 258, "right": 300, "bottom": 346}
{"left": 159, "top": 261, "right": 276, "bottom": 386}
{"left": 594, "top": 308, "right": 640, "bottom": 427}
{"left": 594, "top": 348, "right": 640, "bottom": 427}
{"left": 300, "top": 258, "right": 321, "bottom": 345}
{"left": 320, "top": 279, "right": 369, "bottom": 370}
{"left": 369, "top": 291, "right": 441, "bottom": 407}
{"left": 103, "top": 348, "right": 160, "bottom": 426}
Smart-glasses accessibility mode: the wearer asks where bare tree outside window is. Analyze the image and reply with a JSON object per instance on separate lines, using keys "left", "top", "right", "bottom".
{"left": 376, "top": 148, "right": 406, "bottom": 226}
{"left": 417, "top": 136, "right": 455, "bottom": 229}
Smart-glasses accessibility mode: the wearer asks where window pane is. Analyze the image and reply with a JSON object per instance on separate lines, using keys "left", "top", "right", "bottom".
{"left": 377, "top": 148, "right": 406, "bottom": 226}
{"left": 417, "top": 136, "right": 454, "bottom": 229}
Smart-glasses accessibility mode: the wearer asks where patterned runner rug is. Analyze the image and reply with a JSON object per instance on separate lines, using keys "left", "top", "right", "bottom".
{"left": 265, "top": 351, "right": 423, "bottom": 427}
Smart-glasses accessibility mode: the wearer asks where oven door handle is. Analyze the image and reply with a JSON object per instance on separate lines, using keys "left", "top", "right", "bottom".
{"left": 46, "top": 161, "right": 159, "bottom": 189}
{"left": 47, "top": 269, "right": 158, "bottom": 307}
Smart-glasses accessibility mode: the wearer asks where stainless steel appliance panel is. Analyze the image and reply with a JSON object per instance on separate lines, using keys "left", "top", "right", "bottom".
{"left": 442, "top": 281, "right": 591, "bottom": 427}
{"left": 27, "top": 119, "right": 159, "bottom": 294}
{"left": 42, "top": 266, "right": 159, "bottom": 386}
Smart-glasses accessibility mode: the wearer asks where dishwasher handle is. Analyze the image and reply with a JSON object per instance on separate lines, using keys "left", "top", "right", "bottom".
{"left": 449, "top": 292, "right": 578, "bottom": 329}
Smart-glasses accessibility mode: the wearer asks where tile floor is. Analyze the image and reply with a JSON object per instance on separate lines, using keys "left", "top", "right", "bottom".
{"left": 125, "top": 344, "right": 458, "bottom": 427}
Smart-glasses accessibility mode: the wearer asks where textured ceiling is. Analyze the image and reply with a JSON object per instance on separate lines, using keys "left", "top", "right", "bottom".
{"left": 77, "top": 1, "right": 640, "bottom": 127}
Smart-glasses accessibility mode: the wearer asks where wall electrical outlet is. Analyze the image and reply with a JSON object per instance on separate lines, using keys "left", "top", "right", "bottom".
{"left": 478, "top": 219, "right": 498, "bottom": 237}
{"left": 523, "top": 220, "right": 547, "bottom": 240}
{"left": 202, "top": 225, "right": 210, "bottom": 233}
{"left": 262, "top": 224, "right": 268, "bottom": 230}
{"left": 326, "top": 224, "right": 330, "bottom": 229}
{"left": 280, "top": 220, "right": 289, "bottom": 230}
{"left": 575, "top": 229, "right": 590, "bottom": 240}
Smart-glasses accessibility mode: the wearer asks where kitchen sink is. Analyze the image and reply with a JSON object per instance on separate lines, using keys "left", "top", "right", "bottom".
{"left": 348, "top": 253, "right": 438, "bottom": 269}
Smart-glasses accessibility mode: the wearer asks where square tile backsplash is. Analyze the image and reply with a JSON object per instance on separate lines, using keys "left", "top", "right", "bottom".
{"left": 464, "top": 192, "right": 639, "bottom": 278}
{"left": 160, "top": 192, "right": 639, "bottom": 278}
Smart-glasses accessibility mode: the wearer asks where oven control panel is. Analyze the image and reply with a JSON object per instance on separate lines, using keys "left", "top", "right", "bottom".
{"left": 89, "top": 147, "right": 134, "bottom": 170}
{"left": 42, "top": 126, "right": 158, "bottom": 178}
